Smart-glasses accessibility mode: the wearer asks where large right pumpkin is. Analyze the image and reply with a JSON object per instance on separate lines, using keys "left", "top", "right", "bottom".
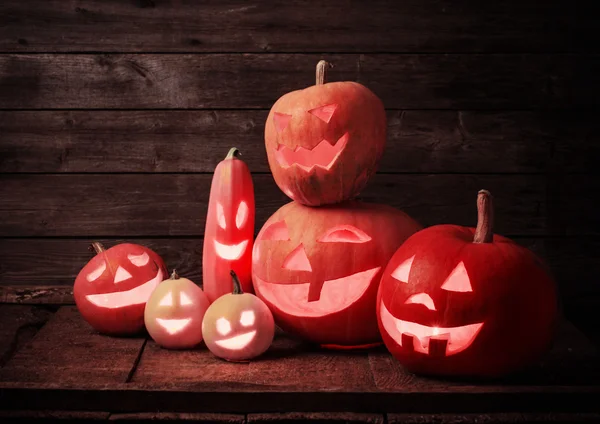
{"left": 377, "top": 190, "right": 558, "bottom": 378}
{"left": 252, "top": 200, "right": 421, "bottom": 347}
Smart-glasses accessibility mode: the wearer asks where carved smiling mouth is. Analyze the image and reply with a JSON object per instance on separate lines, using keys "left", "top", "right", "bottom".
{"left": 380, "top": 301, "right": 483, "bottom": 356}
{"left": 156, "top": 318, "right": 191, "bottom": 335}
{"left": 215, "top": 330, "right": 257, "bottom": 350}
{"left": 86, "top": 268, "right": 164, "bottom": 309}
{"left": 254, "top": 267, "right": 379, "bottom": 318}
{"left": 214, "top": 240, "right": 249, "bottom": 260}
{"left": 275, "top": 132, "right": 349, "bottom": 172}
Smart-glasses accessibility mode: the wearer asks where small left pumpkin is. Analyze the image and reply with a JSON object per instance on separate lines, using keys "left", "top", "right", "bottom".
{"left": 145, "top": 270, "right": 210, "bottom": 349}
{"left": 74, "top": 242, "right": 168, "bottom": 335}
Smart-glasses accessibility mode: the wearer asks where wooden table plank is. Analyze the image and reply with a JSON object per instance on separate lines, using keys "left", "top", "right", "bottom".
{"left": 0, "top": 306, "right": 145, "bottom": 385}
{"left": 0, "top": 54, "right": 597, "bottom": 109}
{"left": 132, "top": 330, "right": 375, "bottom": 391}
{"left": 109, "top": 412, "right": 245, "bottom": 423}
{"left": 0, "top": 0, "right": 594, "bottom": 53}
{"left": 1, "top": 110, "right": 595, "bottom": 174}
{"left": 387, "top": 413, "right": 600, "bottom": 423}
{"left": 0, "top": 174, "right": 561, "bottom": 237}
{"left": 0, "top": 305, "right": 54, "bottom": 367}
{"left": 248, "top": 412, "right": 384, "bottom": 424}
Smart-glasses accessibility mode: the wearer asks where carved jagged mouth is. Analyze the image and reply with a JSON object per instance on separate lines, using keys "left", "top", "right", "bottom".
{"left": 215, "top": 330, "right": 257, "bottom": 350}
{"left": 254, "top": 267, "right": 380, "bottom": 318}
{"left": 275, "top": 132, "right": 349, "bottom": 172}
{"left": 380, "top": 301, "right": 483, "bottom": 356}
{"left": 86, "top": 268, "right": 164, "bottom": 309}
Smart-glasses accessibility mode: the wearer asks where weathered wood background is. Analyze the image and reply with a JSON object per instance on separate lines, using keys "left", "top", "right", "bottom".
{"left": 0, "top": 0, "right": 598, "bottom": 338}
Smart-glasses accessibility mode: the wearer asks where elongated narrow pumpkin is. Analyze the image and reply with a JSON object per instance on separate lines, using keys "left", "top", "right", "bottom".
{"left": 203, "top": 148, "right": 255, "bottom": 303}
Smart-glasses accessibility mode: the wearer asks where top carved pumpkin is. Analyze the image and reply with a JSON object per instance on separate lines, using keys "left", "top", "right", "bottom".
{"left": 265, "top": 60, "right": 386, "bottom": 206}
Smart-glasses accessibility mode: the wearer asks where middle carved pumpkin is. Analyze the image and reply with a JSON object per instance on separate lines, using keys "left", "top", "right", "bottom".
{"left": 252, "top": 201, "right": 422, "bottom": 347}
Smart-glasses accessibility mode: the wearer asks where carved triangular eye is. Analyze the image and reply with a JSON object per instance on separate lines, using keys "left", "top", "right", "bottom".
{"left": 308, "top": 104, "right": 337, "bottom": 123}
{"left": 86, "top": 262, "right": 106, "bottom": 282}
{"left": 391, "top": 255, "right": 414, "bottom": 283}
{"left": 283, "top": 244, "right": 312, "bottom": 271}
{"left": 441, "top": 262, "right": 472, "bottom": 292}
{"left": 262, "top": 220, "right": 290, "bottom": 241}
{"left": 159, "top": 292, "right": 173, "bottom": 306}
{"left": 273, "top": 112, "right": 292, "bottom": 132}
{"left": 180, "top": 292, "right": 193, "bottom": 306}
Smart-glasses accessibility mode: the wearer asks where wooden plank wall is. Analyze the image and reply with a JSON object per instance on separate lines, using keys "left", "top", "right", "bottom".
{"left": 0, "top": 1, "right": 598, "bottom": 332}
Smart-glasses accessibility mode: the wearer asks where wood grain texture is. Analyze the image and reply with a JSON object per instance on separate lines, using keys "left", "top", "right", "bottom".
{"left": 109, "top": 412, "right": 245, "bottom": 423}
{"left": 0, "top": 174, "right": 573, "bottom": 237}
{"left": 387, "top": 413, "right": 600, "bottom": 423}
{"left": 0, "top": 306, "right": 145, "bottom": 385}
{"left": 0, "top": 410, "right": 110, "bottom": 421}
{"left": 0, "top": 305, "right": 54, "bottom": 366}
{"left": 247, "top": 412, "right": 384, "bottom": 424}
{"left": 1, "top": 110, "right": 596, "bottom": 174}
{"left": 0, "top": 0, "right": 595, "bottom": 53}
{"left": 0, "top": 54, "right": 597, "bottom": 109}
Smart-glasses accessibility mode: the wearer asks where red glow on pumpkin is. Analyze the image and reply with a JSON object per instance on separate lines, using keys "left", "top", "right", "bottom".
{"left": 236, "top": 201, "right": 249, "bottom": 229}
{"left": 275, "top": 132, "right": 349, "bottom": 172}
{"left": 156, "top": 317, "right": 192, "bottom": 335}
{"left": 254, "top": 267, "right": 380, "bottom": 317}
{"left": 391, "top": 255, "right": 414, "bottom": 283}
{"left": 127, "top": 252, "right": 150, "bottom": 266}
{"left": 214, "top": 330, "right": 257, "bottom": 350}
{"left": 441, "top": 262, "right": 472, "bottom": 292}
{"left": 283, "top": 244, "right": 312, "bottom": 271}
{"left": 214, "top": 239, "right": 249, "bottom": 261}
{"left": 308, "top": 103, "right": 337, "bottom": 123}
{"left": 86, "top": 269, "right": 163, "bottom": 309}
{"left": 273, "top": 112, "right": 292, "bottom": 133}
{"left": 318, "top": 225, "right": 372, "bottom": 243}
{"left": 405, "top": 293, "right": 437, "bottom": 311}
{"left": 380, "top": 301, "right": 483, "bottom": 356}
{"left": 262, "top": 220, "right": 290, "bottom": 241}
{"left": 113, "top": 266, "right": 133, "bottom": 284}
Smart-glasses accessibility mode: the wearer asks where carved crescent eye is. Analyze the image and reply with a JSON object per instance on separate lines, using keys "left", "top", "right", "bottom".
{"left": 308, "top": 104, "right": 337, "bottom": 123}
{"left": 262, "top": 220, "right": 290, "bottom": 241}
{"left": 128, "top": 252, "right": 150, "bottom": 267}
{"left": 441, "top": 262, "right": 472, "bottom": 292}
{"left": 216, "top": 202, "right": 227, "bottom": 230}
{"left": 318, "top": 225, "right": 371, "bottom": 243}
{"left": 273, "top": 112, "right": 292, "bottom": 133}
{"left": 236, "top": 201, "right": 249, "bottom": 229}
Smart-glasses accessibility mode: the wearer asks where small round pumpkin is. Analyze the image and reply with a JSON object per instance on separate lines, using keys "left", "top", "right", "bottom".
{"left": 377, "top": 190, "right": 559, "bottom": 378}
{"left": 74, "top": 242, "right": 168, "bottom": 335}
{"left": 202, "top": 271, "right": 275, "bottom": 361}
{"left": 144, "top": 270, "right": 210, "bottom": 349}
{"left": 252, "top": 200, "right": 422, "bottom": 347}
{"left": 265, "top": 60, "right": 386, "bottom": 206}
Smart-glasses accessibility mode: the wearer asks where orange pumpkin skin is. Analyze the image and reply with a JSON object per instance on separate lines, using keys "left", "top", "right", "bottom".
{"left": 377, "top": 192, "right": 558, "bottom": 378}
{"left": 265, "top": 62, "right": 386, "bottom": 206}
{"left": 252, "top": 201, "right": 422, "bottom": 347}
{"left": 203, "top": 148, "right": 255, "bottom": 303}
{"left": 74, "top": 243, "right": 168, "bottom": 335}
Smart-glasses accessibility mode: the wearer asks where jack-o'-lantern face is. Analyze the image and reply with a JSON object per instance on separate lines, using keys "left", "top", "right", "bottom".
{"left": 252, "top": 201, "right": 422, "bottom": 346}
{"left": 213, "top": 200, "right": 251, "bottom": 260}
{"left": 144, "top": 273, "right": 210, "bottom": 349}
{"left": 73, "top": 243, "right": 168, "bottom": 335}
{"left": 264, "top": 62, "right": 387, "bottom": 206}
{"left": 379, "top": 257, "right": 484, "bottom": 357}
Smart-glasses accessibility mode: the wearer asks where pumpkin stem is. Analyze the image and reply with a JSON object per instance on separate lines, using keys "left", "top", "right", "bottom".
{"left": 170, "top": 269, "right": 179, "bottom": 280}
{"left": 225, "top": 147, "right": 241, "bottom": 160}
{"left": 90, "top": 242, "right": 105, "bottom": 254}
{"left": 316, "top": 60, "right": 332, "bottom": 85}
{"left": 230, "top": 270, "right": 244, "bottom": 295}
{"left": 473, "top": 189, "right": 494, "bottom": 243}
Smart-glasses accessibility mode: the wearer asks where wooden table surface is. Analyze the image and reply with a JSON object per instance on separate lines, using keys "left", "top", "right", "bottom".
{"left": 0, "top": 305, "right": 599, "bottom": 423}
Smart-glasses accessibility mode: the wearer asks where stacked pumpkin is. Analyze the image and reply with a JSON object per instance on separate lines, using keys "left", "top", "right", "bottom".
{"left": 252, "top": 61, "right": 422, "bottom": 348}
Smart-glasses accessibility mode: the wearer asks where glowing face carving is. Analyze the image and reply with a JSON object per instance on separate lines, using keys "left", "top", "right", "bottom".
{"left": 202, "top": 273, "right": 275, "bottom": 362}
{"left": 73, "top": 243, "right": 168, "bottom": 336}
{"left": 144, "top": 272, "right": 210, "bottom": 349}
{"left": 379, "top": 256, "right": 484, "bottom": 358}
{"left": 252, "top": 201, "right": 423, "bottom": 346}
{"left": 203, "top": 148, "right": 255, "bottom": 303}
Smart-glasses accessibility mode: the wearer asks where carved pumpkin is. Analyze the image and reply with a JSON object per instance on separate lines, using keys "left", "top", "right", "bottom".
{"left": 252, "top": 201, "right": 422, "bottom": 347}
{"left": 203, "top": 147, "right": 255, "bottom": 303}
{"left": 265, "top": 60, "right": 386, "bottom": 206}
{"left": 202, "top": 271, "right": 274, "bottom": 361}
{"left": 377, "top": 190, "right": 559, "bottom": 378}
{"left": 74, "top": 242, "right": 168, "bottom": 335}
{"left": 144, "top": 270, "right": 210, "bottom": 349}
